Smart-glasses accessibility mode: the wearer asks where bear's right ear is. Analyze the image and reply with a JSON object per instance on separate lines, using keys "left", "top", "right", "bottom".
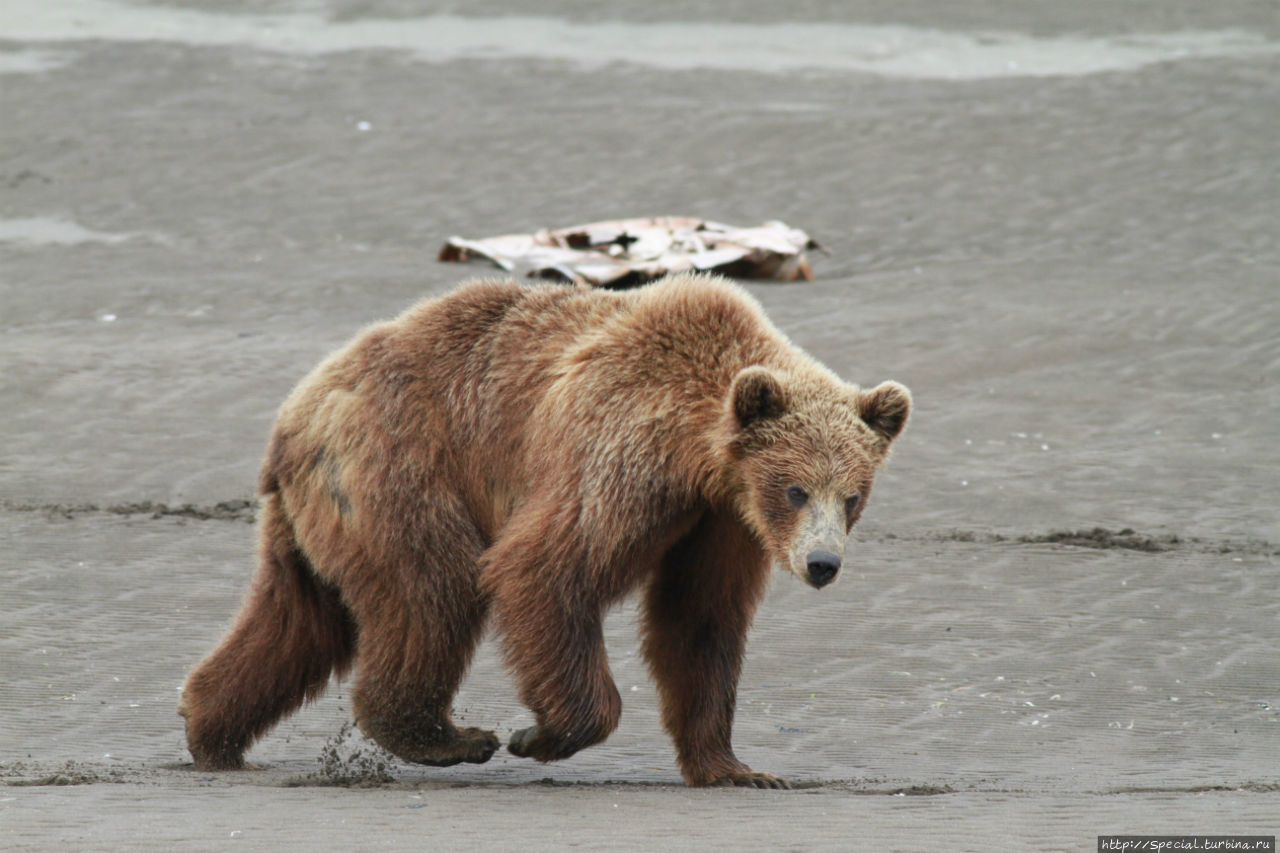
{"left": 730, "top": 366, "right": 789, "bottom": 430}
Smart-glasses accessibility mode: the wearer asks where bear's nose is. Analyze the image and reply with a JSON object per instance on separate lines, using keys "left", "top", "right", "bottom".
{"left": 805, "top": 551, "right": 842, "bottom": 588}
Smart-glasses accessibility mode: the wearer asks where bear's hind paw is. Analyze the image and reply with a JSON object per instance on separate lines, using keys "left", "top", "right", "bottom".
{"left": 397, "top": 727, "right": 500, "bottom": 767}
{"left": 457, "top": 727, "right": 501, "bottom": 765}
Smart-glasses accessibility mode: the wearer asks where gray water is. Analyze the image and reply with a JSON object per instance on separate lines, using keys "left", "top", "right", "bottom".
{"left": 7, "top": 0, "right": 1279, "bottom": 79}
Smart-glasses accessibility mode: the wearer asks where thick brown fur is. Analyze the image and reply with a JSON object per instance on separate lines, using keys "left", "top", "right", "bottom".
{"left": 179, "top": 273, "right": 910, "bottom": 787}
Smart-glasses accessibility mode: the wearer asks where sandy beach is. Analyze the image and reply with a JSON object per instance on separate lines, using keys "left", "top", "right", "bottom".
{"left": 2, "top": 1, "right": 1278, "bottom": 849}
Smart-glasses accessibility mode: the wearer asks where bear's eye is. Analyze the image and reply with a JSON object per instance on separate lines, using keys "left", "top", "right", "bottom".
{"left": 786, "top": 486, "right": 809, "bottom": 507}
{"left": 844, "top": 494, "right": 861, "bottom": 515}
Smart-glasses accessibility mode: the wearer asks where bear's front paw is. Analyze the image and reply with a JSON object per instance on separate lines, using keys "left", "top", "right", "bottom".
{"left": 506, "top": 724, "right": 581, "bottom": 762}
{"left": 507, "top": 725, "right": 543, "bottom": 759}
{"left": 709, "top": 770, "right": 791, "bottom": 790}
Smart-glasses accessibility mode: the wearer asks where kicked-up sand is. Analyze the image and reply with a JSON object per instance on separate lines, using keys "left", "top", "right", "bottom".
{"left": 1, "top": 0, "right": 1278, "bottom": 849}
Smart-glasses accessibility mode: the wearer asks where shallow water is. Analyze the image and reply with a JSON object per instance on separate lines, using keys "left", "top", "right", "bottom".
{"left": 7, "top": 0, "right": 1279, "bottom": 79}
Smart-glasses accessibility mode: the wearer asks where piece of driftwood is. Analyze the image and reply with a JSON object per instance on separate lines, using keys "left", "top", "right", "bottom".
{"left": 438, "top": 217, "right": 823, "bottom": 288}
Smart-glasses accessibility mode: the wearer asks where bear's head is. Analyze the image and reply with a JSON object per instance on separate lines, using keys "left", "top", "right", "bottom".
{"left": 725, "top": 366, "right": 910, "bottom": 589}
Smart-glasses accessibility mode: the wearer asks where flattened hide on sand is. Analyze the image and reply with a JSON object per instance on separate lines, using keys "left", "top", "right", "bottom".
{"left": 438, "top": 217, "right": 822, "bottom": 288}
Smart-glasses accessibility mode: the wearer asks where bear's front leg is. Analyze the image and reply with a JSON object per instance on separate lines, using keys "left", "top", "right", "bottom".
{"left": 485, "top": 539, "right": 623, "bottom": 763}
{"left": 640, "top": 511, "right": 788, "bottom": 788}
{"left": 498, "top": 603, "right": 623, "bottom": 762}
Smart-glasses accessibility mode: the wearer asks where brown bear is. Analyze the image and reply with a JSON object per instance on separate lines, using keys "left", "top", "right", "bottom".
{"left": 179, "top": 272, "right": 910, "bottom": 788}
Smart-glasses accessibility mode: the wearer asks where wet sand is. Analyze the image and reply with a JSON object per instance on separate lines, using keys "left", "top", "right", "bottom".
{"left": 2, "top": 1, "right": 1278, "bottom": 849}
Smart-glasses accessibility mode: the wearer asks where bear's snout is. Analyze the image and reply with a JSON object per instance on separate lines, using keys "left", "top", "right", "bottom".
{"left": 805, "top": 551, "right": 842, "bottom": 588}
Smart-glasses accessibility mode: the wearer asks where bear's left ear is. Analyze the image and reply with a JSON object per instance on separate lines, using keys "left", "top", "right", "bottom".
{"left": 730, "top": 366, "right": 789, "bottom": 430}
{"left": 858, "top": 381, "right": 911, "bottom": 444}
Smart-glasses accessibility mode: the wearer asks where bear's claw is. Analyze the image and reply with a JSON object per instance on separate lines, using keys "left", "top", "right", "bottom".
{"left": 506, "top": 724, "right": 592, "bottom": 762}
{"left": 710, "top": 771, "right": 791, "bottom": 790}
{"left": 507, "top": 725, "right": 540, "bottom": 758}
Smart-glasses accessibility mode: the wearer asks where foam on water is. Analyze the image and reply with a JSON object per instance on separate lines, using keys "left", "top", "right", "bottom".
{"left": 7, "top": 0, "right": 1278, "bottom": 80}
{"left": 0, "top": 217, "right": 133, "bottom": 246}
{"left": 0, "top": 48, "right": 74, "bottom": 74}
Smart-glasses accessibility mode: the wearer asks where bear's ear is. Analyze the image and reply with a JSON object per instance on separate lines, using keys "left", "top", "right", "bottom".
{"left": 730, "top": 366, "right": 789, "bottom": 430}
{"left": 858, "top": 381, "right": 911, "bottom": 444}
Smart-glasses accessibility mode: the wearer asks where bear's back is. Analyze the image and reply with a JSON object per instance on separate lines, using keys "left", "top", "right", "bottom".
{"left": 387, "top": 274, "right": 782, "bottom": 412}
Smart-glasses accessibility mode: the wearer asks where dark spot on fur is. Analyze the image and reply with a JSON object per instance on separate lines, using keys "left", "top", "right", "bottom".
{"left": 314, "top": 447, "right": 353, "bottom": 518}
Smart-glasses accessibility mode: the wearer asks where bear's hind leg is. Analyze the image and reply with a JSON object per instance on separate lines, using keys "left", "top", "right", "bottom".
{"left": 180, "top": 495, "right": 356, "bottom": 770}
{"left": 349, "top": 538, "right": 498, "bottom": 767}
